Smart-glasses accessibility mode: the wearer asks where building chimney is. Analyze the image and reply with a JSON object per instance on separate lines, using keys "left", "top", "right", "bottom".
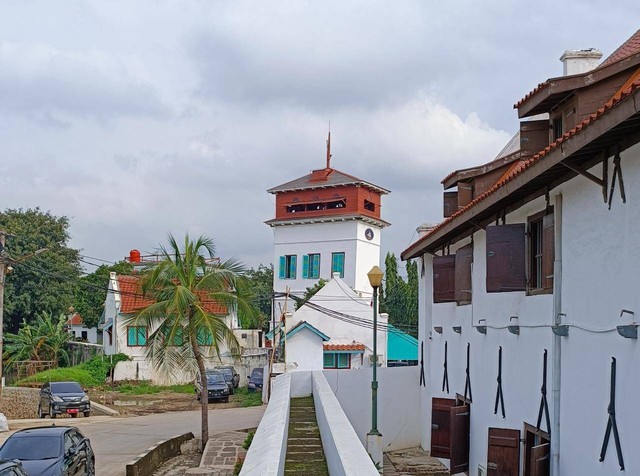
{"left": 559, "top": 49, "right": 603, "bottom": 76}
{"left": 417, "top": 223, "right": 438, "bottom": 238}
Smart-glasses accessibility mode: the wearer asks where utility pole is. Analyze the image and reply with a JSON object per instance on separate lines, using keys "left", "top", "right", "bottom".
{"left": 0, "top": 231, "right": 7, "bottom": 397}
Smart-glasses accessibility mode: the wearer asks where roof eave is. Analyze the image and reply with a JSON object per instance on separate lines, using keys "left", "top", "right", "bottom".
{"left": 265, "top": 214, "right": 391, "bottom": 228}
{"left": 402, "top": 88, "right": 640, "bottom": 260}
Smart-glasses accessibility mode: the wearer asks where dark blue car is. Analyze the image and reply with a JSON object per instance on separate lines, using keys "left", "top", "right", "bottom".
{"left": 248, "top": 367, "right": 264, "bottom": 392}
{"left": 0, "top": 426, "right": 95, "bottom": 476}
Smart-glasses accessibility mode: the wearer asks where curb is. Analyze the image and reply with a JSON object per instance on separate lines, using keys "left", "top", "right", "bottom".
{"left": 125, "top": 432, "right": 195, "bottom": 476}
{"left": 90, "top": 400, "right": 120, "bottom": 416}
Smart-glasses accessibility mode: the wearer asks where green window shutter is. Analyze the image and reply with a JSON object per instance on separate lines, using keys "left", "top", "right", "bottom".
{"left": 323, "top": 353, "right": 335, "bottom": 368}
{"left": 197, "top": 328, "right": 213, "bottom": 346}
{"left": 279, "top": 256, "right": 286, "bottom": 279}
{"left": 311, "top": 254, "right": 320, "bottom": 278}
{"left": 137, "top": 327, "right": 147, "bottom": 346}
{"left": 127, "top": 327, "right": 136, "bottom": 346}
{"left": 332, "top": 253, "right": 345, "bottom": 278}
{"left": 302, "top": 255, "right": 309, "bottom": 278}
{"left": 290, "top": 255, "right": 297, "bottom": 279}
{"left": 338, "top": 353, "right": 349, "bottom": 368}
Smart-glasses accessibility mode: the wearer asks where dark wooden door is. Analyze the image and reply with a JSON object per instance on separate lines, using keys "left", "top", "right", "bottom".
{"left": 431, "top": 398, "right": 456, "bottom": 458}
{"left": 487, "top": 428, "right": 520, "bottom": 476}
{"left": 449, "top": 405, "right": 470, "bottom": 474}
{"left": 530, "top": 443, "right": 550, "bottom": 476}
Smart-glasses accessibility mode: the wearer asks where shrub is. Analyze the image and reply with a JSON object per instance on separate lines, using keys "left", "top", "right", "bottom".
{"left": 242, "top": 430, "right": 254, "bottom": 450}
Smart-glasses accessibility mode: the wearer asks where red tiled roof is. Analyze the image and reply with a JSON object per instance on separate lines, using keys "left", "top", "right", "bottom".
{"left": 324, "top": 343, "right": 366, "bottom": 351}
{"left": 410, "top": 77, "right": 640, "bottom": 250}
{"left": 66, "top": 313, "right": 83, "bottom": 326}
{"left": 514, "top": 82, "right": 550, "bottom": 109}
{"left": 117, "top": 275, "right": 227, "bottom": 315}
{"left": 600, "top": 29, "right": 640, "bottom": 68}
{"left": 515, "top": 30, "right": 640, "bottom": 110}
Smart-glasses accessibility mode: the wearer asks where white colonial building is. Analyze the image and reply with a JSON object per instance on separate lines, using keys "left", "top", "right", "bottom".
{"left": 403, "top": 31, "right": 640, "bottom": 475}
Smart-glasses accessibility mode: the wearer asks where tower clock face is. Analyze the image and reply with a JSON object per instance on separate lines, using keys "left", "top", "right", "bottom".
{"left": 365, "top": 228, "right": 374, "bottom": 241}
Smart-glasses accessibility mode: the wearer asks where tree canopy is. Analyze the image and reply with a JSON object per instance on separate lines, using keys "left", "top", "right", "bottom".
{"left": 243, "top": 264, "right": 273, "bottom": 330}
{"left": 0, "top": 208, "right": 82, "bottom": 332}
{"left": 380, "top": 252, "right": 418, "bottom": 337}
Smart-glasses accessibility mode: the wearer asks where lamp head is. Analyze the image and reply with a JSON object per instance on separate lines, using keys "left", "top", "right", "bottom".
{"left": 367, "top": 265, "right": 384, "bottom": 288}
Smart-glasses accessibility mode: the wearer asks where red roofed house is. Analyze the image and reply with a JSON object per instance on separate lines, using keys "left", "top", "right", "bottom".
{"left": 402, "top": 29, "right": 640, "bottom": 475}
{"left": 101, "top": 271, "right": 251, "bottom": 384}
{"left": 65, "top": 312, "right": 99, "bottom": 344}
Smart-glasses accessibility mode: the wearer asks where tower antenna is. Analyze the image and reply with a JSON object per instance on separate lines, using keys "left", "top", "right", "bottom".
{"left": 326, "top": 122, "right": 332, "bottom": 169}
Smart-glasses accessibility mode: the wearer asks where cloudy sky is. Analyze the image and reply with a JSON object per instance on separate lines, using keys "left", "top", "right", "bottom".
{"left": 1, "top": 1, "right": 639, "bottom": 271}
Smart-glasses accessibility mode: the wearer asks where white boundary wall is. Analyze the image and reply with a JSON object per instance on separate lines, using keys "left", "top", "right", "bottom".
{"left": 312, "top": 371, "right": 379, "bottom": 476}
{"left": 323, "top": 366, "right": 421, "bottom": 452}
{"left": 241, "top": 373, "right": 291, "bottom": 476}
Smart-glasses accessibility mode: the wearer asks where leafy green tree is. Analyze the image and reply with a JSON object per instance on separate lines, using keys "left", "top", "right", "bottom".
{"left": 295, "top": 278, "right": 328, "bottom": 310}
{"left": 0, "top": 208, "right": 81, "bottom": 332}
{"left": 126, "top": 234, "right": 258, "bottom": 446}
{"left": 243, "top": 264, "right": 273, "bottom": 330}
{"left": 74, "top": 261, "right": 134, "bottom": 328}
{"left": 3, "top": 311, "right": 71, "bottom": 368}
{"left": 380, "top": 253, "right": 418, "bottom": 337}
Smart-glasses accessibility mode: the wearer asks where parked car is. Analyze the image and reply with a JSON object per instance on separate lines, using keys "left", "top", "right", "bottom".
{"left": 214, "top": 366, "right": 240, "bottom": 394}
{"left": 195, "top": 370, "right": 230, "bottom": 403}
{"left": 248, "top": 367, "right": 264, "bottom": 393}
{"left": 0, "top": 459, "right": 29, "bottom": 476}
{"left": 38, "top": 381, "right": 91, "bottom": 419}
{"left": 0, "top": 425, "right": 95, "bottom": 476}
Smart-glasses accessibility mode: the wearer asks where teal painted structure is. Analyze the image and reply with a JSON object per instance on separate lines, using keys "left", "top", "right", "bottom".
{"left": 387, "top": 324, "right": 418, "bottom": 362}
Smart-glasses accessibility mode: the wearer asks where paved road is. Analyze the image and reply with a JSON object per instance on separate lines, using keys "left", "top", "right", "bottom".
{"left": 1, "top": 406, "right": 265, "bottom": 476}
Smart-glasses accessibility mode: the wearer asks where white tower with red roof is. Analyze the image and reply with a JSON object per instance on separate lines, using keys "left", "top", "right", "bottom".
{"left": 266, "top": 133, "right": 390, "bottom": 311}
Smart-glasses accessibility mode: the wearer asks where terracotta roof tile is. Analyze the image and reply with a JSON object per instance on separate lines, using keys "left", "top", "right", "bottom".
{"left": 117, "top": 275, "right": 227, "bottom": 315}
{"left": 66, "top": 313, "right": 83, "bottom": 326}
{"left": 514, "top": 82, "right": 550, "bottom": 109}
{"left": 409, "top": 78, "right": 640, "bottom": 251}
{"left": 600, "top": 29, "right": 640, "bottom": 68}
{"left": 323, "top": 343, "right": 366, "bottom": 351}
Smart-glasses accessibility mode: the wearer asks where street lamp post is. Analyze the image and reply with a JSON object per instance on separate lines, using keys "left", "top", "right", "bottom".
{"left": 367, "top": 265, "right": 384, "bottom": 469}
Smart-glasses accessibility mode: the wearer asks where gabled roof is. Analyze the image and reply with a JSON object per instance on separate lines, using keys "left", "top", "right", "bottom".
{"left": 402, "top": 77, "right": 640, "bottom": 260}
{"left": 268, "top": 168, "right": 389, "bottom": 195}
{"left": 600, "top": 29, "right": 640, "bottom": 68}
{"left": 286, "top": 321, "right": 330, "bottom": 341}
{"left": 65, "top": 313, "right": 83, "bottom": 326}
{"left": 515, "top": 30, "right": 640, "bottom": 116}
{"left": 387, "top": 325, "right": 418, "bottom": 361}
{"left": 117, "top": 275, "right": 227, "bottom": 315}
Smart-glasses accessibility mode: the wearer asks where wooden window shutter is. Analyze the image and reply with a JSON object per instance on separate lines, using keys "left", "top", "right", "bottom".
{"left": 530, "top": 442, "right": 550, "bottom": 476}
{"left": 433, "top": 255, "right": 456, "bottom": 303}
{"left": 455, "top": 245, "right": 473, "bottom": 304}
{"left": 279, "top": 256, "right": 286, "bottom": 279}
{"left": 444, "top": 192, "right": 458, "bottom": 218}
{"left": 450, "top": 405, "right": 470, "bottom": 474}
{"left": 302, "top": 255, "right": 309, "bottom": 279}
{"left": 486, "top": 224, "right": 526, "bottom": 293}
{"left": 431, "top": 398, "right": 456, "bottom": 458}
{"left": 487, "top": 428, "right": 520, "bottom": 475}
{"left": 542, "top": 213, "right": 555, "bottom": 291}
{"left": 458, "top": 183, "right": 473, "bottom": 209}
{"left": 289, "top": 255, "right": 297, "bottom": 279}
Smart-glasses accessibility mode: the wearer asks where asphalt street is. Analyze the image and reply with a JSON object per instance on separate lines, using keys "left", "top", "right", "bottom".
{"left": 0, "top": 406, "right": 265, "bottom": 476}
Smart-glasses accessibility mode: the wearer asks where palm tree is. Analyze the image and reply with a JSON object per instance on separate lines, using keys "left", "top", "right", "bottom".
{"left": 126, "top": 234, "right": 257, "bottom": 446}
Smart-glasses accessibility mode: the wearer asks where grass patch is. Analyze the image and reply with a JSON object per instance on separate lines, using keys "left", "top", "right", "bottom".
{"left": 242, "top": 430, "right": 255, "bottom": 450}
{"left": 16, "top": 354, "right": 129, "bottom": 388}
{"left": 115, "top": 381, "right": 195, "bottom": 395}
{"left": 233, "top": 387, "right": 263, "bottom": 407}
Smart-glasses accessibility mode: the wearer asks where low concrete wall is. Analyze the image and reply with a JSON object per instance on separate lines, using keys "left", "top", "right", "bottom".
{"left": 312, "top": 371, "right": 378, "bottom": 476}
{"left": 240, "top": 373, "right": 291, "bottom": 476}
{"left": 125, "top": 432, "right": 194, "bottom": 476}
{"left": 0, "top": 387, "right": 40, "bottom": 419}
{"left": 323, "top": 366, "right": 421, "bottom": 452}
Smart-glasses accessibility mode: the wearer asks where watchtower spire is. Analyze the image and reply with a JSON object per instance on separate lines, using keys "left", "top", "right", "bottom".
{"left": 326, "top": 126, "right": 332, "bottom": 170}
